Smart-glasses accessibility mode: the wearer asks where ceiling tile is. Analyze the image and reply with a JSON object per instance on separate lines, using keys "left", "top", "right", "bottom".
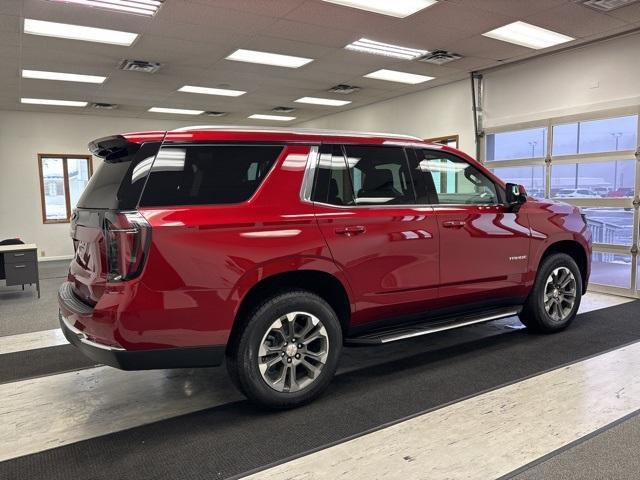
{"left": 259, "top": 18, "right": 357, "bottom": 48}
{"left": 450, "top": 0, "right": 569, "bottom": 18}
{"left": 526, "top": 3, "right": 628, "bottom": 38}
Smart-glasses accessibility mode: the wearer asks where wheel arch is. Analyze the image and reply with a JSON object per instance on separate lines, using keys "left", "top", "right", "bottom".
{"left": 538, "top": 240, "right": 589, "bottom": 292}
{"left": 227, "top": 269, "right": 352, "bottom": 353}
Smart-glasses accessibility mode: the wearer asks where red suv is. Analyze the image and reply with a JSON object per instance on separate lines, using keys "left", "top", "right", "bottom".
{"left": 59, "top": 127, "right": 592, "bottom": 408}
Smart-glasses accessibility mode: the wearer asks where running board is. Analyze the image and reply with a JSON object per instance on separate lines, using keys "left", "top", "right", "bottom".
{"left": 345, "top": 307, "right": 522, "bottom": 346}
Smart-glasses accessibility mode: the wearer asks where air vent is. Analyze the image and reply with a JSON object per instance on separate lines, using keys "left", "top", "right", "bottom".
{"left": 416, "top": 50, "right": 462, "bottom": 65}
{"left": 204, "top": 111, "right": 228, "bottom": 117}
{"left": 328, "top": 84, "right": 361, "bottom": 95}
{"left": 577, "top": 0, "right": 639, "bottom": 10}
{"left": 272, "top": 106, "right": 295, "bottom": 113}
{"left": 118, "top": 59, "right": 162, "bottom": 74}
{"left": 91, "top": 102, "right": 118, "bottom": 110}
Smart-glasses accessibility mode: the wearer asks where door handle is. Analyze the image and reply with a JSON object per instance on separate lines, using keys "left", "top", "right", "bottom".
{"left": 335, "top": 225, "right": 366, "bottom": 236}
{"left": 442, "top": 220, "right": 466, "bottom": 228}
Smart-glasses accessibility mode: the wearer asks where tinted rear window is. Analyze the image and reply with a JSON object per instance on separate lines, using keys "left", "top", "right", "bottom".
{"left": 77, "top": 142, "right": 160, "bottom": 210}
{"left": 139, "top": 145, "right": 282, "bottom": 207}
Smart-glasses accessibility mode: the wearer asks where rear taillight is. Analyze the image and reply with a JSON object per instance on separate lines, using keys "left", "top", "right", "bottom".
{"left": 104, "top": 211, "right": 151, "bottom": 282}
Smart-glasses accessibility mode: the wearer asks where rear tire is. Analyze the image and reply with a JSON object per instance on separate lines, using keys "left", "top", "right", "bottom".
{"left": 226, "top": 290, "right": 342, "bottom": 409}
{"left": 519, "top": 253, "right": 582, "bottom": 333}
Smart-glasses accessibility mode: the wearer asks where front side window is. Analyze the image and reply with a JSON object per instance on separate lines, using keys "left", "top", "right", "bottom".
{"left": 38, "top": 154, "right": 92, "bottom": 223}
{"left": 414, "top": 150, "right": 499, "bottom": 205}
{"left": 140, "top": 145, "right": 282, "bottom": 207}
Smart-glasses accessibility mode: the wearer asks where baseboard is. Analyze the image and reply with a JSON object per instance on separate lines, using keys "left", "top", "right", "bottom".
{"left": 39, "top": 255, "right": 73, "bottom": 262}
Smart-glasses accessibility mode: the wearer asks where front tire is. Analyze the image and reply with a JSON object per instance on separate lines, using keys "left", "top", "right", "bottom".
{"left": 519, "top": 253, "right": 582, "bottom": 333}
{"left": 226, "top": 290, "right": 342, "bottom": 409}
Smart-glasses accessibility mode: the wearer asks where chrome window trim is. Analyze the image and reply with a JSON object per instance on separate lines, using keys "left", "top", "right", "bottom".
{"left": 300, "top": 145, "right": 320, "bottom": 203}
{"left": 301, "top": 144, "right": 502, "bottom": 208}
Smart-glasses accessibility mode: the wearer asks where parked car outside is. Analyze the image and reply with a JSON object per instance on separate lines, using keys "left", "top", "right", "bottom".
{"left": 555, "top": 188, "right": 601, "bottom": 198}
{"left": 59, "top": 127, "right": 592, "bottom": 408}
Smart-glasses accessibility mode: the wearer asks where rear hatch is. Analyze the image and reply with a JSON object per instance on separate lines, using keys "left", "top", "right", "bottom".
{"left": 69, "top": 135, "right": 163, "bottom": 305}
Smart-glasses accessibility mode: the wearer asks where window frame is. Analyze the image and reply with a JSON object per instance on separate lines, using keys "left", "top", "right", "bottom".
{"left": 306, "top": 144, "right": 505, "bottom": 208}
{"left": 38, "top": 153, "right": 93, "bottom": 224}
{"left": 481, "top": 106, "right": 640, "bottom": 297}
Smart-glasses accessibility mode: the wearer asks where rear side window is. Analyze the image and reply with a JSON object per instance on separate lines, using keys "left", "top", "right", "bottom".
{"left": 311, "top": 145, "right": 354, "bottom": 206}
{"left": 77, "top": 142, "right": 161, "bottom": 210}
{"left": 139, "top": 145, "right": 282, "bottom": 207}
{"left": 343, "top": 145, "right": 415, "bottom": 206}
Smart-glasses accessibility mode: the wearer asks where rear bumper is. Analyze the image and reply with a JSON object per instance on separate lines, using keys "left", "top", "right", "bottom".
{"left": 58, "top": 282, "right": 225, "bottom": 370}
{"left": 60, "top": 312, "right": 225, "bottom": 370}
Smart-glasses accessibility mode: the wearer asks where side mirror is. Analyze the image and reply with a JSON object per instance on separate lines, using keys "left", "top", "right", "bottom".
{"left": 506, "top": 183, "right": 527, "bottom": 208}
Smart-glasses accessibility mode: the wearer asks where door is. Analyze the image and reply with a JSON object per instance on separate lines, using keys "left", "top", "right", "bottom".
{"left": 411, "top": 149, "right": 531, "bottom": 305}
{"left": 311, "top": 144, "right": 439, "bottom": 326}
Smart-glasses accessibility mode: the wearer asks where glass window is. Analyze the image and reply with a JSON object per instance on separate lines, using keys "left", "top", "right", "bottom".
{"left": 78, "top": 142, "right": 161, "bottom": 210}
{"left": 39, "top": 155, "right": 92, "bottom": 223}
{"left": 582, "top": 208, "right": 634, "bottom": 246}
{"left": 551, "top": 160, "right": 635, "bottom": 198}
{"left": 590, "top": 252, "right": 632, "bottom": 289}
{"left": 311, "top": 145, "right": 354, "bottom": 206}
{"left": 552, "top": 115, "right": 638, "bottom": 156}
{"left": 491, "top": 166, "right": 545, "bottom": 198}
{"left": 342, "top": 145, "right": 415, "bottom": 206}
{"left": 485, "top": 127, "right": 547, "bottom": 161}
{"left": 416, "top": 150, "right": 498, "bottom": 205}
{"left": 140, "top": 145, "right": 282, "bottom": 207}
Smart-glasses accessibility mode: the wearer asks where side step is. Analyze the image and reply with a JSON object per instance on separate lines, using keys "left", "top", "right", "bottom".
{"left": 345, "top": 307, "right": 522, "bottom": 346}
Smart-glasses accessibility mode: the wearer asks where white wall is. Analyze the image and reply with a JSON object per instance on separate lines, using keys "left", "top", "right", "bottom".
{"left": 297, "top": 79, "right": 477, "bottom": 155}
{"left": 0, "top": 110, "right": 206, "bottom": 259}
{"left": 483, "top": 32, "right": 640, "bottom": 128}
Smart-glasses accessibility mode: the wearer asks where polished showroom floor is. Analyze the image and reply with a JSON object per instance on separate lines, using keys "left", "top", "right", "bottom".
{"left": 1, "top": 261, "right": 639, "bottom": 479}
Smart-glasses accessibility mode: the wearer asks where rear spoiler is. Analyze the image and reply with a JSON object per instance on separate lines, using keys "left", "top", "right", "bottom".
{"left": 88, "top": 132, "right": 166, "bottom": 162}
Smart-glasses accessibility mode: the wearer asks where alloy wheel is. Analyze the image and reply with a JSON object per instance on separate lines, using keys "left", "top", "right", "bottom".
{"left": 258, "top": 311, "right": 330, "bottom": 393}
{"left": 543, "top": 267, "right": 577, "bottom": 322}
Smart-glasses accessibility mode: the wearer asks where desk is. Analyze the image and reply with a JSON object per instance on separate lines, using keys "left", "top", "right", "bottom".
{"left": 0, "top": 243, "right": 40, "bottom": 298}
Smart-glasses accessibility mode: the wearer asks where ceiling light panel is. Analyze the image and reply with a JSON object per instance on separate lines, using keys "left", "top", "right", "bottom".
{"left": 345, "top": 38, "right": 428, "bottom": 59}
{"left": 178, "top": 85, "right": 246, "bottom": 97}
{"left": 364, "top": 69, "right": 434, "bottom": 84}
{"left": 22, "top": 69, "right": 106, "bottom": 84}
{"left": 322, "top": 0, "right": 437, "bottom": 18}
{"left": 24, "top": 19, "right": 138, "bottom": 46}
{"left": 482, "top": 21, "right": 574, "bottom": 50}
{"left": 226, "top": 49, "right": 313, "bottom": 68}
{"left": 249, "top": 114, "right": 296, "bottom": 121}
{"left": 295, "top": 97, "right": 352, "bottom": 106}
{"left": 46, "top": 0, "right": 163, "bottom": 16}
{"left": 149, "top": 107, "right": 204, "bottom": 115}
{"left": 21, "top": 98, "right": 88, "bottom": 107}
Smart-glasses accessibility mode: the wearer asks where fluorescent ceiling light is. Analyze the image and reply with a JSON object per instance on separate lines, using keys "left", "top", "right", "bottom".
{"left": 482, "top": 21, "right": 574, "bottom": 50}
{"left": 295, "top": 97, "right": 352, "bottom": 107}
{"left": 148, "top": 107, "right": 204, "bottom": 115}
{"left": 24, "top": 18, "right": 138, "bottom": 46}
{"left": 46, "top": 0, "right": 162, "bottom": 16}
{"left": 22, "top": 69, "right": 106, "bottom": 84}
{"left": 364, "top": 69, "right": 434, "bottom": 85}
{"left": 249, "top": 114, "right": 296, "bottom": 122}
{"left": 322, "top": 0, "right": 437, "bottom": 18}
{"left": 178, "top": 85, "right": 246, "bottom": 97}
{"left": 345, "top": 38, "right": 428, "bottom": 60}
{"left": 21, "top": 98, "right": 87, "bottom": 107}
{"left": 226, "top": 49, "right": 313, "bottom": 68}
